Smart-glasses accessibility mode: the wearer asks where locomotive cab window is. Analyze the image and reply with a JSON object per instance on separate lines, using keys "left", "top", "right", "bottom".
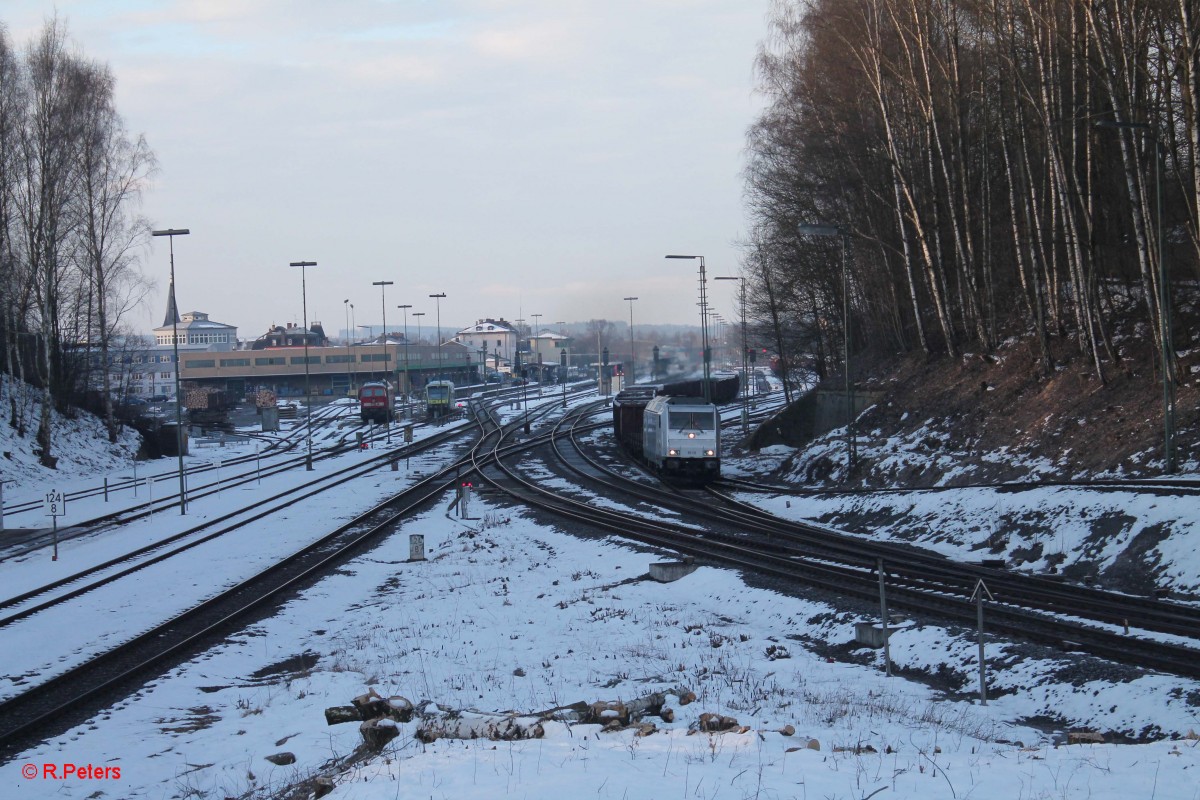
{"left": 668, "top": 410, "right": 716, "bottom": 431}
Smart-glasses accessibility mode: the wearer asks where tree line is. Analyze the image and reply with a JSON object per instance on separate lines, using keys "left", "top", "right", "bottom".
{"left": 743, "top": 0, "right": 1196, "bottom": 398}
{"left": 1, "top": 18, "right": 155, "bottom": 464}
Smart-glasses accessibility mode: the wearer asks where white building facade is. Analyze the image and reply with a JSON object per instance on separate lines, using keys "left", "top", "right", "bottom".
{"left": 141, "top": 304, "right": 240, "bottom": 399}
{"left": 453, "top": 318, "right": 520, "bottom": 369}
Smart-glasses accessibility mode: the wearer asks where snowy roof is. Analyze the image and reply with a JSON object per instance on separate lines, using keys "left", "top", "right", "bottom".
{"left": 458, "top": 318, "right": 518, "bottom": 335}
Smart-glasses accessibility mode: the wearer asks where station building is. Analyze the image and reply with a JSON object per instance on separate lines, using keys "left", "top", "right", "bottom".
{"left": 453, "top": 318, "right": 521, "bottom": 370}
{"left": 178, "top": 335, "right": 478, "bottom": 398}
{"left": 140, "top": 296, "right": 477, "bottom": 402}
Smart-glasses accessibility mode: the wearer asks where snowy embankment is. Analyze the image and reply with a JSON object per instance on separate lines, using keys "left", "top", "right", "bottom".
{"left": 0, "top": 376, "right": 140, "bottom": 495}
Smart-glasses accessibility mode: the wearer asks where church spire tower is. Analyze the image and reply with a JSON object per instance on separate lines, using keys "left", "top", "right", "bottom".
{"left": 163, "top": 284, "right": 181, "bottom": 327}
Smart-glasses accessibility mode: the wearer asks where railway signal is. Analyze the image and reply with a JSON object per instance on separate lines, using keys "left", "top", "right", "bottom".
{"left": 459, "top": 480, "right": 473, "bottom": 518}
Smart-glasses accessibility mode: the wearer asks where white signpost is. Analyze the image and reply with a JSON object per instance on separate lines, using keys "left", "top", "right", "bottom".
{"left": 0, "top": 478, "right": 11, "bottom": 533}
{"left": 970, "top": 578, "right": 995, "bottom": 705}
{"left": 44, "top": 488, "right": 65, "bottom": 561}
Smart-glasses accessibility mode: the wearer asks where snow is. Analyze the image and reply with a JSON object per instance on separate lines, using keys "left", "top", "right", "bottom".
{"left": 2, "top": 383, "right": 1199, "bottom": 799}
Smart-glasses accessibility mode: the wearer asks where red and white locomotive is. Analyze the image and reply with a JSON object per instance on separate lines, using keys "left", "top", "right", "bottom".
{"left": 358, "top": 381, "right": 394, "bottom": 423}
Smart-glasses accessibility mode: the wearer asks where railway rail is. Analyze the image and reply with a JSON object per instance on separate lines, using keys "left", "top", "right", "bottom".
{"left": 0, "top": 388, "right": 594, "bottom": 754}
{"left": 0, "top": 405, "right": 427, "bottom": 559}
{"left": 476, "top": 405, "right": 1200, "bottom": 681}
{"left": 716, "top": 471, "right": 1200, "bottom": 497}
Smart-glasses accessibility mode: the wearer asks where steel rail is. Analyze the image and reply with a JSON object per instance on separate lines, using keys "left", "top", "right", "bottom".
{"left": 0, "top": 390, "right": 594, "bottom": 753}
{"left": 480, "top": 408, "right": 1200, "bottom": 680}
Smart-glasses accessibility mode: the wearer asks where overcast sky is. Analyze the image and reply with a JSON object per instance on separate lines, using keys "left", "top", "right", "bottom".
{"left": 6, "top": 1, "right": 767, "bottom": 341}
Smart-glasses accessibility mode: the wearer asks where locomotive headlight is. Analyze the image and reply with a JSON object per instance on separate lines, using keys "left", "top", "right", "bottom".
{"left": 688, "top": 432, "right": 696, "bottom": 439}
{"left": 668, "top": 449, "right": 678, "bottom": 456}
{"left": 706, "top": 449, "right": 715, "bottom": 456}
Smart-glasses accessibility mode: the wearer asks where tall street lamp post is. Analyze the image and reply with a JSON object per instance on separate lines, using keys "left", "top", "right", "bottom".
{"left": 623, "top": 296, "right": 638, "bottom": 385}
{"left": 429, "top": 293, "right": 446, "bottom": 380}
{"left": 665, "top": 255, "right": 710, "bottom": 402}
{"left": 715, "top": 275, "right": 749, "bottom": 432}
{"left": 152, "top": 227, "right": 190, "bottom": 513}
{"left": 531, "top": 313, "right": 542, "bottom": 388}
{"left": 372, "top": 280, "right": 394, "bottom": 441}
{"left": 398, "top": 304, "right": 412, "bottom": 416}
{"left": 349, "top": 303, "right": 358, "bottom": 396}
{"left": 595, "top": 327, "right": 603, "bottom": 394}
{"left": 712, "top": 313, "right": 725, "bottom": 364}
{"left": 521, "top": 350, "right": 531, "bottom": 433}
{"left": 1095, "top": 120, "right": 1176, "bottom": 473}
{"left": 343, "top": 299, "right": 356, "bottom": 396}
{"left": 289, "top": 260, "right": 318, "bottom": 470}
{"left": 413, "top": 312, "right": 426, "bottom": 396}
{"left": 372, "top": 279, "right": 393, "bottom": 374}
{"left": 561, "top": 348, "right": 569, "bottom": 408}
{"left": 555, "top": 321, "right": 567, "bottom": 387}
{"left": 798, "top": 224, "right": 855, "bottom": 473}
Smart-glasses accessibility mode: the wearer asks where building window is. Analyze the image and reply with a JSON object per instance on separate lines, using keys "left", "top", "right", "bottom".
{"left": 219, "top": 358, "right": 250, "bottom": 367}
{"left": 186, "top": 359, "right": 216, "bottom": 368}
{"left": 255, "top": 357, "right": 287, "bottom": 366}
{"left": 361, "top": 353, "right": 390, "bottom": 362}
{"left": 160, "top": 372, "right": 171, "bottom": 379}
{"left": 325, "top": 354, "right": 353, "bottom": 363}
{"left": 290, "top": 356, "right": 320, "bottom": 365}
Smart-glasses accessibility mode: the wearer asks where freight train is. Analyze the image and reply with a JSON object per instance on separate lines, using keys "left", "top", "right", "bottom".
{"left": 659, "top": 374, "right": 741, "bottom": 405}
{"left": 358, "top": 381, "right": 394, "bottom": 423}
{"left": 612, "top": 387, "right": 720, "bottom": 482}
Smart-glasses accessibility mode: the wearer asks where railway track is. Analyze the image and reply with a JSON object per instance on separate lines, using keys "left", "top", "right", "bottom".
{"left": 0, "top": 401, "right": 350, "bottom": 517}
{"left": 0, "top": 423, "right": 482, "bottom": 633}
{"left": 0, "top": 389, "right": 595, "bottom": 754}
{"left": 1, "top": 384, "right": 1192, "bottom": 754}
{"left": 477, "top": 406, "right": 1200, "bottom": 681}
{"left": 0, "top": 398, "right": 493, "bottom": 559}
{"left": 716, "top": 472, "right": 1200, "bottom": 497}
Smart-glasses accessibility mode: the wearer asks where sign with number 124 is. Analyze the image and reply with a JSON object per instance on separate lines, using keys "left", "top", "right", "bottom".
{"left": 44, "top": 489, "right": 65, "bottom": 517}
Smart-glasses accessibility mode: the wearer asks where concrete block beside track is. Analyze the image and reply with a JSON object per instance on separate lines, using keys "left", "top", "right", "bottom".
{"left": 649, "top": 559, "right": 697, "bottom": 583}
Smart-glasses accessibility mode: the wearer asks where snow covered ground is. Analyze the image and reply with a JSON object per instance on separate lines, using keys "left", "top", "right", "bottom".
{"left": 2, "top": 384, "right": 1199, "bottom": 799}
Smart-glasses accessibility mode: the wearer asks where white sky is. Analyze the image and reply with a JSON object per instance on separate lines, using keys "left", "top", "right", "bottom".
{"left": 4, "top": 1, "right": 767, "bottom": 340}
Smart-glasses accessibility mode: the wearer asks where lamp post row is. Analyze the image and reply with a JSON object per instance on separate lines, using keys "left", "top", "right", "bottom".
{"left": 155, "top": 238, "right": 781, "bottom": 514}
{"left": 151, "top": 228, "right": 190, "bottom": 513}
